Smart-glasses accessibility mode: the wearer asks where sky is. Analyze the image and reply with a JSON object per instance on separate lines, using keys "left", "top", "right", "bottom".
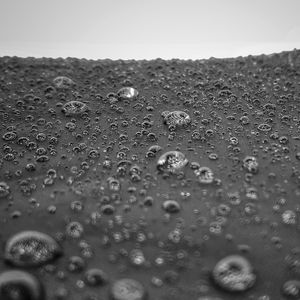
{"left": 0, "top": 0, "right": 299, "bottom": 59}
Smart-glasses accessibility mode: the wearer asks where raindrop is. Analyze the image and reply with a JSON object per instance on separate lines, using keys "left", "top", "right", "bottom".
{"left": 129, "top": 249, "right": 145, "bottom": 266}
{"left": 257, "top": 123, "right": 272, "bottom": 132}
{"left": 212, "top": 255, "right": 256, "bottom": 292}
{"left": 110, "top": 278, "right": 146, "bottom": 300}
{"left": 194, "top": 167, "right": 214, "bottom": 184}
{"left": 5, "top": 231, "right": 62, "bottom": 267}
{"left": 162, "top": 200, "right": 181, "bottom": 213}
{"left": 62, "top": 101, "right": 89, "bottom": 116}
{"left": 282, "top": 210, "right": 297, "bottom": 225}
{"left": 84, "top": 268, "right": 108, "bottom": 286}
{"left": 282, "top": 280, "right": 300, "bottom": 298}
{"left": 117, "top": 87, "right": 138, "bottom": 100}
{"left": 0, "top": 182, "right": 10, "bottom": 198}
{"left": 157, "top": 151, "right": 188, "bottom": 174}
{"left": 66, "top": 221, "right": 84, "bottom": 239}
{"left": 53, "top": 76, "right": 75, "bottom": 89}
{"left": 67, "top": 256, "right": 85, "bottom": 272}
{"left": 161, "top": 111, "right": 191, "bottom": 130}
{"left": 2, "top": 131, "right": 17, "bottom": 141}
{"left": 243, "top": 156, "right": 259, "bottom": 174}
{"left": 0, "top": 270, "right": 44, "bottom": 300}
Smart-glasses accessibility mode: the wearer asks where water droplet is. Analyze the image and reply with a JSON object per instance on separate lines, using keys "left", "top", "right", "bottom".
{"left": 0, "top": 270, "right": 44, "bottom": 300}
{"left": 282, "top": 210, "right": 297, "bottom": 225}
{"left": 282, "top": 280, "right": 300, "bottom": 298}
{"left": 2, "top": 131, "right": 17, "bottom": 141}
{"left": 194, "top": 167, "right": 214, "bottom": 184}
{"left": 53, "top": 76, "right": 75, "bottom": 89}
{"left": 212, "top": 255, "right": 256, "bottom": 292}
{"left": 129, "top": 249, "right": 145, "bottom": 266}
{"left": 84, "top": 268, "right": 108, "bottom": 286}
{"left": 5, "top": 231, "right": 62, "bottom": 267}
{"left": 257, "top": 123, "right": 272, "bottom": 132}
{"left": 0, "top": 182, "right": 10, "bottom": 198}
{"left": 110, "top": 278, "right": 146, "bottom": 300}
{"left": 67, "top": 256, "right": 86, "bottom": 272}
{"left": 161, "top": 111, "right": 191, "bottom": 130}
{"left": 65, "top": 221, "right": 84, "bottom": 238}
{"left": 117, "top": 87, "right": 138, "bottom": 100}
{"left": 61, "top": 101, "right": 89, "bottom": 116}
{"left": 157, "top": 151, "right": 188, "bottom": 174}
{"left": 162, "top": 200, "right": 181, "bottom": 213}
{"left": 243, "top": 156, "right": 259, "bottom": 174}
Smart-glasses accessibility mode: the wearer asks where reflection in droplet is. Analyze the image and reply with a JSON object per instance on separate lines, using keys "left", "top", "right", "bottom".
{"left": 117, "top": 87, "right": 138, "bottom": 100}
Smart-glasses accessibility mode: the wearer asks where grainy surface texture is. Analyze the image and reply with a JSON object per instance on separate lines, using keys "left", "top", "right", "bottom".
{"left": 0, "top": 51, "right": 300, "bottom": 299}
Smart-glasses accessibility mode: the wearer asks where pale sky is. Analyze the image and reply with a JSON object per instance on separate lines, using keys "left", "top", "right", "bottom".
{"left": 0, "top": 0, "right": 299, "bottom": 59}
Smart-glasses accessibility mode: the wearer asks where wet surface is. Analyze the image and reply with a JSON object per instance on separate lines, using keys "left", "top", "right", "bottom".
{"left": 0, "top": 50, "right": 300, "bottom": 299}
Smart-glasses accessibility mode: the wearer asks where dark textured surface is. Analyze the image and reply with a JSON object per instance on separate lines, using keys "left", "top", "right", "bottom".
{"left": 0, "top": 50, "right": 300, "bottom": 299}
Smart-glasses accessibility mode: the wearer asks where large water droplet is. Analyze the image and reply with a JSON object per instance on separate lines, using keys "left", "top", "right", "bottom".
{"left": 61, "top": 100, "right": 89, "bottom": 116}
{"left": 157, "top": 151, "right": 188, "bottom": 174}
{"left": 161, "top": 110, "right": 191, "bottom": 130}
{"left": 5, "top": 231, "right": 62, "bottom": 267}
{"left": 110, "top": 278, "right": 146, "bottom": 300}
{"left": 212, "top": 255, "right": 256, "bottom": 292}
{"left": 53, "top": 76, "right": 75, "bottom": 89}
{"left": 0, "top": 270, "right": 44, "bottom": 300}
{"left": 117, "top": 87, "right": 138, "bottom": 100}
{"left": 194, "top": 166, "right": 214, "bottom": 184}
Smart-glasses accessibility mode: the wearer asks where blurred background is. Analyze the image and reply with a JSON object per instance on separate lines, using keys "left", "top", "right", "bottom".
{"left": 0, "top": 0, "right": 299, "bottom": 59}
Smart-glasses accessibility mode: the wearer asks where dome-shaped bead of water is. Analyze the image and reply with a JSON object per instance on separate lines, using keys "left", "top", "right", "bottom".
{"left": 61, "top": 100, "right": 89, "bottom": 116}
{"left": 157, "top": 151, "right": 188, "bottom": 174}
{"left": 4, "top": 230, "right": 62, "bottom": 267}
{"left": 0, "top": 181, "right": 10, "bottom": 198}
{"left": 0, "top": 270, "right": 44, "bottom": 300}
{"left": 212, "top": 255, "right": 256, "bottom": 292}
{"left": 242, "top": 156, "right": 259, "bottom": 174}
{"left": 161, "top": 110, "right": 191, "bottom": 130}
{"left": 117, "top": 87, "right": 138, "bottom": 100}
{"left": 282, "top": 280, "right": 300, "bottom": 298}
{"left": 110, "top": 278, "right": 147, "bottom": 300}
{"left": 194, "top": 166, "right": 214, "bottom": 184}
{"left": 53, "top": 76, "right": 75, "bottom": 89}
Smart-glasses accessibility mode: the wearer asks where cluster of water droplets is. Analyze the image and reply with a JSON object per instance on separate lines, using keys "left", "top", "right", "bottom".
{"left": 1, "top": 52, "right": 300, "bottom": 299}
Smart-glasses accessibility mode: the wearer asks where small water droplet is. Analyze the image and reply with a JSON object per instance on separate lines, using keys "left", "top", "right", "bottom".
{"left": 282, "top": 279, "right": 300, "bottom": 298}
{"left": 0, "top": 182, "right": 10, "bottom": 198}
{"left": 162, "top": 200, "right": 181, "bottom": 213}
{"left": 243, "top": 156, "right": 259, "bottom": 174}
{"left": 84, "top": 268, "right": 108, "bottom": 286}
